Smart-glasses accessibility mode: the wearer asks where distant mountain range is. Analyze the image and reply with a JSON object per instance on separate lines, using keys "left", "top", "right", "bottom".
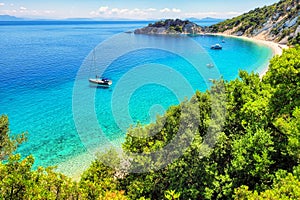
{"left": 0, "top": 14, "right": 224, "bottom": 23}
{"left": 0, "top": 15, "right": 25, "bottom": 21}
{"left": 187, "top": 17, "right": 224, "bottom": 23}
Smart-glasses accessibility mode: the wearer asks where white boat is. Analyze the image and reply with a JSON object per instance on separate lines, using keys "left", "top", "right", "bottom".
{"left": 88, "top": 50, "right": 112, "bottom": 86}
{"left": 211, "top": 44, "right": 222, "bottom": 50}
{"left": 206, "top": 63, "right": 214, "bottom": 68}
{"left": 89, "top": 76, "right": 112, "bottom": 86}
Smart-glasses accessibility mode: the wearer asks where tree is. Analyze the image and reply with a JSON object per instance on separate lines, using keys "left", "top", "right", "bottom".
{"left": 0, "top": 115, "right": 26, "bottom": 160}
{"left": 0, "top": 154, "right": 79, "bottom": 199}
{"left": 230, "top": 129, "right": 275, "bottom": 191}
{"left": 263, "top": 46, "right": 300, "bottom": 116}
{"left": 234, "top": 168, "right": 300, "bottom": 200}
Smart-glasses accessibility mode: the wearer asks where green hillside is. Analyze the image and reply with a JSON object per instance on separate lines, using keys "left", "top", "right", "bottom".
{"left": 208, "top": 0, "right": 300, "bottom": 45}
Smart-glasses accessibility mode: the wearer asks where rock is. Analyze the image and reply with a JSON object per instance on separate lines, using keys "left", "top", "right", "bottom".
{"left": 285, "top": 16, "right": 299, "bottom": 28}
{"left": 295, "top": 25, "right": 300, "bottom": 35}
{"left": 279, "top": 36, "right": 289, "bottom": 45}
{"left": 235, "top": 31, "right": 244, "bottom": 36}
{"left": 134, "top": 27, "right": 168, "bottom": 34}
{"left": 134, "top": 19, "right": 204, "bottom": 35}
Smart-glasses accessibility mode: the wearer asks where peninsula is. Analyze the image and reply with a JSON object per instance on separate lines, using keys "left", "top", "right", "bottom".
{"left": 134, "top": 19, "right": 204, "bottom": 34}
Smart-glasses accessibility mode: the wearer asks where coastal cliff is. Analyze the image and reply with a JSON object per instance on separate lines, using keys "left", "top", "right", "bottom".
{"left": 135, "top": 1, "right": 299, "bottom": 45}
{"left": 134, "top": 19, "right": 204, "bottom": 34}
{"left": 207, "top": 0, "right": 300, "bottom": 45}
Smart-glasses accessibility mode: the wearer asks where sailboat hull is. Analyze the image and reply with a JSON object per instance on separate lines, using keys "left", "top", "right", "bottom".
{"left": 89, "top": 78, "right": 112, "bottom": 86}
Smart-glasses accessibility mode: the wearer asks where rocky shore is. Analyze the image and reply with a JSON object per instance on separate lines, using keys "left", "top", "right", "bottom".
{"left": 134, "top": 19, "right": 204, "bottom": 35}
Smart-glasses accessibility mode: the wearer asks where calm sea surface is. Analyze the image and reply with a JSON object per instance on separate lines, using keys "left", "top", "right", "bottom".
{"left": 0, "top": 21, "right": 273, "bottom": 170}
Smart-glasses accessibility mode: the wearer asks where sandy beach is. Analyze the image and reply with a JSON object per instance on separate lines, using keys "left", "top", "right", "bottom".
{"left": 208, "top": 33, "right": 288, "bottom": 77}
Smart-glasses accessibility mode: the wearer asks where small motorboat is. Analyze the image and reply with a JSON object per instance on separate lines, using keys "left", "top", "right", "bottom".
{"left": 211, "top": 44, "right": 222, "bottom": 50}
{"left": 89, "top": 76, "right": 112, "bottom": 86}
{"left": 206, "top": 63, "right": 214, "bottom": 68}
{"left": 222, "top": 40, "right": 225, "bottom": 43}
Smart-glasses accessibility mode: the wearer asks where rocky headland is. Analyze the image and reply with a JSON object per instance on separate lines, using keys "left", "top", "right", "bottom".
{"left": 134, "top": 19, "right": 204, "bottom": 35}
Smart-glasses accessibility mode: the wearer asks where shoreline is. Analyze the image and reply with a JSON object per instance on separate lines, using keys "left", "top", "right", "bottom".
{"left": 56, "top": 137, "right": 124, "bottom": 182}
{"left": 56, "top": 152, "right": 95, "bottom": 181}
{"left": 56, "top": 33, "right": 289, "bottom": 181}
{"left": 207, "top": 33, "right": 288, "bottom": 77}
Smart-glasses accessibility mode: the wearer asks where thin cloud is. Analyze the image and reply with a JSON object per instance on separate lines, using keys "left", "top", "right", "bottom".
{"left": 1, "top": 7, "right": 57, "bottom": 18}
{"left": 147, "top": 8, "right": 157, "bottom": 12}
{"left": 172, "top": 8, "right": 181, "bottom": 13}
{"left": 89, "top": 6, "right": 240, "bottom": 20}
{"left": 20, "top": 6, "right": 27, "bottom": 11}
{"left": 160, "top": 8, "right": 181, "bottom": 13}
{"left": 0, "top": 3, "right": 5, "bottom": 7}
{"left": 91, "top": 6, "right": 153, "bottom": 18}
{"left": 44, "top": 10, "right": 55, "bottom": 14}
{"left": 227, "top": 11, "right": 241, "bottom": 15}
{"left": 182, "top": 11, "right": 241, "bottom": 19}
{"left": 98, "top": 6, "right": 109, "bottom": 13}
{"left": 160, "top": 8, "right": 171, "bottom": 13}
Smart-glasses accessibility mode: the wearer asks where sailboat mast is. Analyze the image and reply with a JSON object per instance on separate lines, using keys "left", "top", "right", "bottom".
{"left": 89, "top": 49, "right": 96, "bottom": 79}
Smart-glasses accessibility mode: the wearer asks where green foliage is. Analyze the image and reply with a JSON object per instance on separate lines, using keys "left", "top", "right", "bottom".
{"left": 118, "top": 46, "right": 300, "bottom": 199}
{"left": 0, "top": 115, "right": 26, "bottom": 160}
{"left": 275, "top": 107, "right": 300, "bottom": 162}
{"left": 0, "top": 118, "right": 128, "bottom": 199}
{"left": 230, "top": 129, "right": 275, "bottom": 190}
{"left": 101, "top": 190, "right": 127, "bottom": 200}
{"left": 174, "top": 25, "right": 183, "bottom": 32}
{"left": 263, "top": 45, "right": 300, "bottom": 115}
{"left": 289, "top": 32, "right": 300, "bottom": 45}
{"left": 79, "top": 150, "right": 122, "bottom": 200}
{"left": 164, "top": 190, "right": 180, "bottom": 200}
{"left": 234, "top": 168, "right": 300, "bottom": 199}
{"left": 0, "top": 154, "right": 79, "bottom": 199}
{"left": 150, "top": 19, "right": 197, "bottom": 33}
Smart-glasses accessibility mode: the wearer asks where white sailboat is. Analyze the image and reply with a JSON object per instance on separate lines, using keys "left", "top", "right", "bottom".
{"left": 88, "top": 50, "right": 112, "bottom": 86}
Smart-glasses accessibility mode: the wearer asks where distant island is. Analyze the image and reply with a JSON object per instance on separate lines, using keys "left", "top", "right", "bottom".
{"left": 187, "top": 17, "right": 224, "bottom": 23}
{"left": 134, "top": 19, "right": 204, "bottom": 34}
{"left": 0, "top": 15, "right": 24, "bottom": 21}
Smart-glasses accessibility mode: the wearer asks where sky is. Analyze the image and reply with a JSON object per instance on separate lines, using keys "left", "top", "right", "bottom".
{"left": 0, "top": 0, "right": 280, "bottom": 20}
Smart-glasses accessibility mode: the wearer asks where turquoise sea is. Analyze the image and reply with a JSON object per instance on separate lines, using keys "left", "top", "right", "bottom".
{"left": 0, "top": 21, "right": 273, "bottom": 173}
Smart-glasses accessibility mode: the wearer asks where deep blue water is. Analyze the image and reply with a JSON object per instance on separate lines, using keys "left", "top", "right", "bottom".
{"left": 0, "top": 21, "right": 273, "bottom": 170}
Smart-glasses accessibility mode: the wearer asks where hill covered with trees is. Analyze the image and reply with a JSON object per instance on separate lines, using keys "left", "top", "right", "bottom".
{"left": 134, "top": 19, "right": 204, "bottom": 34}
{"left": 1, "top": 45, "right": 300, "bottom": 199}
{"left": 208, "top": 0, "right": 300, "bottom": 45}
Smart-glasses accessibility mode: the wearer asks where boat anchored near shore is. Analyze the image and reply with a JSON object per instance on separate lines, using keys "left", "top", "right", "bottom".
{"left": 206, "top": 63, "right": 214, "bottom": 68}
{"left": 89, "top": 76, "right": 112, "bottom": 86}
{"left": 211, "top": 44, "right": 222, "bottom": 50}
{"left": 88, "top": 49, "right": 112, "bottom": 87}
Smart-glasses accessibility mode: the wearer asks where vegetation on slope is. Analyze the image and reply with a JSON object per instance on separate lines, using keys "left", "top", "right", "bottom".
{"left": 0, "top": 46, "right": 300, "bottom": 199}
{"left": 134, "top": 19, "right": 203, "bottom": 34}
{"left": 208, "top": 0, "right": 300, "bottom": 45}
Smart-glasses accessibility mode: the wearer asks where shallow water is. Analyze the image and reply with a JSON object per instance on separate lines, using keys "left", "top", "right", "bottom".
{"left": 0, "top": 21, "right": 273, "bottom": 171}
